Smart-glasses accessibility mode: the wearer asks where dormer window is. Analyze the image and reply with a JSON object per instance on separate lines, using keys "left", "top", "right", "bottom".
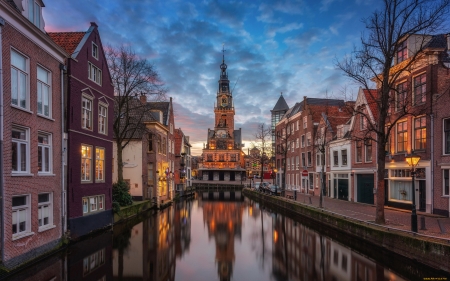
{"left": 28, "top": 0, "right": 41, "bottom": 28}
{"left": 397, "top": 40, "right": 407, "bottom": 63}
{"left": 92, "top": 43, "right": 99, "bottom": 59}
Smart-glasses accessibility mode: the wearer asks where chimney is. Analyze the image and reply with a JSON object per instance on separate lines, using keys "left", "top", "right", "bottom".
{"left": 140, "top": 92, "right": 147, "bottom": 104}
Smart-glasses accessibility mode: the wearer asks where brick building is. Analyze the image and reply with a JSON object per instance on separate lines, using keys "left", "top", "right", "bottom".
{"left": 48, "top": 22, "right": 114, "bottom": 238}
{"left": 174, "top": 128, "right": 192, "bottom": 193}
{"left": 0, "top": 0, "right": 67, "bottom": 267}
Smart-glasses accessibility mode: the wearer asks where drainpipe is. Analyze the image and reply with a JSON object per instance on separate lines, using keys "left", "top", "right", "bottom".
{"left": 0, "top": 16, "right": 5, "bottom": 262}
{"left": 430, "top": 113, "right": 434, "bottom": 214}
{"left": 60, "top": 63, "right": 67, "bottom": 233}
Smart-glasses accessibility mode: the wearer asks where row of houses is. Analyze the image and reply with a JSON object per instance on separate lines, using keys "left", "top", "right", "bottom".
{"left": 273, "top": 32, "right": 450, "bottom": 217}
{"left": 0, "top": 0, "right": 192, "bottom": 268}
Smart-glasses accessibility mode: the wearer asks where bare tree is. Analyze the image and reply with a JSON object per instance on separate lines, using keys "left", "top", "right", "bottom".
{"left": 337, "top": 0, "right": 449, "bottom": 223}
{"left": 251, "top": 124, "right": 272, "bottom": 184}
{"left": 106, "top": 45, "right": 166, "bottom": 182}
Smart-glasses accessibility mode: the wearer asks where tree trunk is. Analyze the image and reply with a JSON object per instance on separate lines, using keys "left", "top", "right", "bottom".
{"left": 376, "top": 142, "right": 386, "bottom": 224}
{"left": 117, "top": 141, "right": 124, "bottom": 183}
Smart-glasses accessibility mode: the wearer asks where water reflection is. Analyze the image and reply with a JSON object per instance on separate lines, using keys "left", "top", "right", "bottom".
{"left": 4, "top": 193, "right": 448, "bottom": 281}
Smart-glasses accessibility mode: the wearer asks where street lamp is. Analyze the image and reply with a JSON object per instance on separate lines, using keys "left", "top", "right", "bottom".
{"left": 405, "top": 152, "right": 421, "bottom": 233}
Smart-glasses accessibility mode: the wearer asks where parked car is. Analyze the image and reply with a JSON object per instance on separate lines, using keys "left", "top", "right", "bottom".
{"left": 252, "top": 181, "right": 269, "bottom": 191}
{"left": 267, "top": 184, "right": 280, "bottom": 196}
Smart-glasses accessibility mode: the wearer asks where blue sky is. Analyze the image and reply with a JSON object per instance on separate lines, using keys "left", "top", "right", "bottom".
{"left": 43, "top": 0, "right": 379, "bottom": 155}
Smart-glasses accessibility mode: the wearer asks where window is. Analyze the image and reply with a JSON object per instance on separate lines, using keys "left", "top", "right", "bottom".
{"left": 37, "top": 66, "right": 51, "bottom": 117}
{"left": 82, "top": 97, "right": 93, "bottom": 130}
{"left": 385, "top": 125, "right": 391, "bottom": 154}
{"left": 444, "top": 169, "right": 450, "bottom": 196}
{"left": 296, "top": 120, "right": 299, "bottom": 131}
{"left": 360, "top": 108, "right": 367, "bottom": 130}
{"left": 396, "top": 82, "right": 407, "bottom": 111}
{"left": 296, "top": 138, "right": 299, "bottom": 148}
{"left": 148, "top": 134, "right": 153, "bottom": 152}
{"left": 445, "top": 119, "right": 450, "bottom": 154}
{"left": 170, "top": 123, "right": 173, "bottom": 134}
{"left": 28, "top": 0, "right": 41, "bottom": 27}
{"left": 301, "top": 153, "right": 306, "bottom": 167}
{"left": 92, "top": 42, "right": 99, "bottom": 59}
{"left": 11, "top": 49, "right": 28, "bottom": 109}
{"left": 291, "top": 142, "right": 294, "bottom": 152}
{"left": 365, "top": 140, "right": 372, "bottom": 162}
{"left": 307, "top": 132, "right": 311, "bottom": 146}
{"left": 396, "top": 40, "right": 407, "bottom": 63}
{"left": 38, "top": 193, "right": 53, "bottom": 229}
{"left": 342, "top": 149, "right": 347, "bottom": 166}
{"left": 38, "top": 133, "right": 51, "bottom": 173}
{"left": 296, "top": 156, "right": 299, "bottom": 170}
{"left": 356, "top": 141, "right": 362, "bottom": 162}
{"left": 81, "top": 145, "right": 92, "bottom": 182}
{"left": 12, "top": 195, "right": 30, "bottom": 237}
{"left": 303, "top": 116, "right": 307, "bottom": 128}
{"left": 316, "top": 153, "right": 321, "bottom": 167}
{"left": 414, "top": 116, "right": 426, "bottom": 150}
{"left": 291, "top": 157, "right": 295, "bottom": 170}
{"left": 301, "top": 135, "right": 305, "bottom": 148}
{"left": 12, "top": 127, "right": 29, "bottom": 173}
{"left": 88, "top": 62, "right": 102, "bottom": 85}
{"left": 414, "top": 73, "right": 426, "bottom": 105}
{"left": 287, "top": 158, "right": 290, "bottom": 171}
{"left": 307, "top": 151, "right": 312, "bottom": 166}
{"left": 397, "top": 121, "right": 407, "bottom": 153}
{"left": 95, "top": 148, "right": 105, "bottom": 182}
{"left": 82, "top": 195, "right": 105, "bottom": 215}
{"left": 333, "top": 151, "right": 338, "bottom": 166}
{"left": 98, "top": 104, "right": 107, "bottom": 134}
{"left": 291, "top": 123, "right": 295, "bottom": 133}
{"left": 83, "top": 249, "right": 105, "bottom": 276}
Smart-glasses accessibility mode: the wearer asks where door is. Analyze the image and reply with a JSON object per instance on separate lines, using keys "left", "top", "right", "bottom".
{"left": 219, "top": 171, "right": 225, "bottom": 181}
{"left": 338, "top": 179, "right": 349, "bottom": 200}
{"left": 357, "top": 174, "right": 375, "bottom": 204}
{"left": 419, "top": 180, "right": 426, "bottom": 212}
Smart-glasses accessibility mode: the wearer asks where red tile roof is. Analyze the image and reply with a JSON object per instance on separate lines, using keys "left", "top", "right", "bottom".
{"left": 47, "top": 32, "right": 86, "bottom": 54}
{"left": 363, "top": 89, "right": 378, "bottom": 119}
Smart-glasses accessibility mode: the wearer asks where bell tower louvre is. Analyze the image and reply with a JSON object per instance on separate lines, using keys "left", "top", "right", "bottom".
{"left": 201, "top": 47, "right": 245, "bottom": 181}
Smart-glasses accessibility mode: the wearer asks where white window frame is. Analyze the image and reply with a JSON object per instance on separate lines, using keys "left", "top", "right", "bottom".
{"left": 27, "top": 0, "right": 41, "bottom": 27}
{"left": 12, "top": 194, "right": 32, "bottom": 239}
{"left": 98, "top": 103, "right": 107, "bottom": 135}
{"left": 38, "top": 192, "right": 54, "bottom": 231}
{"left": 296, "top": 120, "right": 299, "bottom": 131}
{"left": 95, "top": 147, "right": 105, "bottom": 182}
{"left": 296, "top": 156, "right": 299, "bottom": 170}
{"left": 307, "top": 132, "right": 311, "bottom": 146}
{"left": 88, "top": 62, "right": 102, "bottom": 85}
{"left": 11, "top": 49, "right": 29, "bottom": 110}
{"left": 82, "top": 96, "right": 93, "bottom": 130}
{"left": 287, "top": 158, "right": 290, "bottom": 171}
{"left": 303, "top": 116, "right": 307, "bottom": 129}
{"left": 37, "top": 65, "right": 52, "bottom": 118}
{"left": 82, "top": 195, "right": 105, "bottom": 215}
{"left": 291, "top": 157, "right": 295, "bottom": 170}
{"left": 443, "top": 169, "right": 450, "bottom": 196}
{"left": 296, "top": 138, "right": 299, "bottom": 148}
{"left": 12, "top": 126, "right": 30, "bottom": 174}
{"left": 81, "top": 144, "right": 93, "bottom": 182}
{"left": 341, "top": 149, "right": 347, "bottom": 166}
{"left": 38, "top": 132, "right": 52, "bottom": 174}
{"left": 92, "top": 42, "right": 99, "bottom": 59}
{"left": 333, "top": 150, "right": 339, "bottom": 166}
{"left": 301, "top": 135, "right": 305, "bottom": 148}
{"left": 291, "top": 142, "right": 294, "bottom": 152}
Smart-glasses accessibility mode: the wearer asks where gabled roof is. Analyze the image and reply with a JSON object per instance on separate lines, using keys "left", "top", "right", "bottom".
{"left": 280, "top": 97, "right": 346, "bottom": 122}
{"left": 48, "top": 32, "right": 85, "bottom": 55}
{"left": 146, "top": 102, "right": 170, "bottom": 125}
{"left": 363, "top": 89, "right": 378, "bottom": 119}
{"left": 272, "top": 94, "right": 289, "bottom": 112}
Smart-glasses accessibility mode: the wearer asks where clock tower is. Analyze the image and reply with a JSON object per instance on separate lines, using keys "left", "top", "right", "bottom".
{"left": 201, "top": 47, "right": 245, "bottom": 181}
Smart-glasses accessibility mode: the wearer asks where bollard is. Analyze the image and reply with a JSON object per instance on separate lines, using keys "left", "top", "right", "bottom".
{"left": 420, "top": 216, "right": 426, "bottom": 230}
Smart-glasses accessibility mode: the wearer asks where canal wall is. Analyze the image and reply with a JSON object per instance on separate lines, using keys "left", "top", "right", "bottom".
{"left": 244, "top": 189, "right": 450, "bottom": 273}
{"left": 114, "top": 200, "right": 152, "bottom": 223}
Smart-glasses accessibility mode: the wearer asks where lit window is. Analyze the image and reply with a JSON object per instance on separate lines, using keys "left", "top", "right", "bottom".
{"left": 396, "top": 40, "right": 407, "bottom": 63}
{"left": 414, "top": 116, "right": 426, "bottom": 150}
{"left": 397, "top": 121, "right": 407, "bottom": 153}
{"left": 98, "top": 104, "right": 107, "bottom": 134}
{"left": 12, "top": 127, "right": 29, "bottom": 173}
{"left": 37, "top": 66, "right": 51, "bottom": 117}
{"left": 12, "top": 195, "right": 30, "bottom": 238}
{"left": 82, "top": 97, "right": 92, "bottom": 130}
{"left": 38, "top": 133, "right": 52, "bottom": 173}
{"left": 11, "top": 50, "right": 28, "bottom": 109}
{"left": 81, "top": 145, "right": 92, "bottom": 182}
{"left": 95, "top": 147, "right": 105, "bottom": 181}
{"left": 38, "top": 193, "right": 53, "bottom": 229}
{"left": 396, "top": 82, "right": 407, "bottom": 111}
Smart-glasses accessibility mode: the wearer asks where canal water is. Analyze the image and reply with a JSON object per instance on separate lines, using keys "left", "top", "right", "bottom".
{"left": 5, "top": 192, "right": 450, "bottom": 280}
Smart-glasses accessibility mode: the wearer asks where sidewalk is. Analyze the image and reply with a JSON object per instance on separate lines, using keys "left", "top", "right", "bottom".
{"left": 284, "top": 189, "right": 450, "bottom": 240}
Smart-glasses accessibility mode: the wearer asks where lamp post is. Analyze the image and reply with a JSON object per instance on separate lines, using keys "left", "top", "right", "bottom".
{"left": 405, "top": 152, "right": 421, "bottom": 233}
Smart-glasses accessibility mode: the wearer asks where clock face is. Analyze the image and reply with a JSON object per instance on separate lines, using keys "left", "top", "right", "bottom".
{"left": 221, "top": 96, "right": 227, "bottom": 107}
{"left": 217, "top": 129, "right": 227, "bottom": 138}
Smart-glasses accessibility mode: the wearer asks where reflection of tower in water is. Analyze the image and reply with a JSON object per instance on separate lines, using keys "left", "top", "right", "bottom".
{"left": 202, "top": 201, "right": 244, "bottom": 281}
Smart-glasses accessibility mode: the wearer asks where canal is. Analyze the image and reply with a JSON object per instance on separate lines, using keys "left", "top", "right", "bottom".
{"left": 5, "top": 192, "right": 449, "bottom": 280}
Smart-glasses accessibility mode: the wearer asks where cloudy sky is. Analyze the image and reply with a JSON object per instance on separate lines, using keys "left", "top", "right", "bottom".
{"left": 43, "top": 0, "right": 379, "bottom": 155}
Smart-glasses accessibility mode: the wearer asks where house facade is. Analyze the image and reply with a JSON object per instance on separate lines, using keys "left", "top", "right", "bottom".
{"left": 49, "top": 22, "right": 114, "bottom": 239}
{"left": 174, "top": 128, "right": 192, "bottom": 194}
{"left": 1, "top": 0, "right": 67, "bottom": 266}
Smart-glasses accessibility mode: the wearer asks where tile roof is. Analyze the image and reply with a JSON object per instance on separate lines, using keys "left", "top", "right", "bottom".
{"left": 363, "top": 89, "right": 378, "bottom": 119}
{"left": 47, "top": 32, "right": 86, "bottom": 54}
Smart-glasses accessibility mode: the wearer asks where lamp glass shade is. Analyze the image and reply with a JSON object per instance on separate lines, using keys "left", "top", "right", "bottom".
{"left": 405, "top": 154, "right": 421, "bottom": 167}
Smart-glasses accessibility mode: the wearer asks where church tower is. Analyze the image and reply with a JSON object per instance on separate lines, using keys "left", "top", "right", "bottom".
{"left": 201, "top": 47, "right": 245, "bottom": 181}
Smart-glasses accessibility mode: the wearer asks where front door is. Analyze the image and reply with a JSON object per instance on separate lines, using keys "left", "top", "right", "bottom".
{"left": 357, "top": 174, "right": 374, "bottom": 204}
{"left": 419, "top": 180, "right": 426, "bottom": 212}
{"left": 338, "top": 179, "right": 348, "bottom": 200}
